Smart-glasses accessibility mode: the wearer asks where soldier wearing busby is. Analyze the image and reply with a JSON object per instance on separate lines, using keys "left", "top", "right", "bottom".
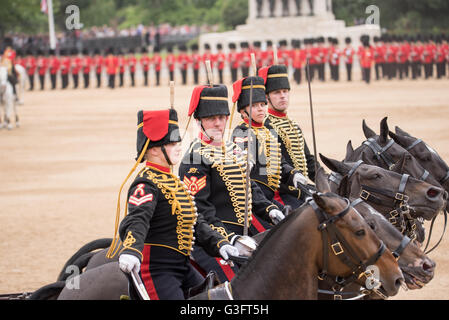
{"left": 258, "top": 64, "right": 317, "bottom": 208}
{"left": 112, "top": 108, "right": 238, "bottom": 300}
{"left": 228, "top": 43, "right": 239, "bottom": 83}
{"left": 179, "top": 84, "right": 282, "bottom": 282}
{"left": 231, "top": 75, "right": 308, "bottom": 210}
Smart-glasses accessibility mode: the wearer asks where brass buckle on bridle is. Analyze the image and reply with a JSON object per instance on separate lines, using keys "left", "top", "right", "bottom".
{"left": 331, "top": 242, "right": 344, "bottom": 256}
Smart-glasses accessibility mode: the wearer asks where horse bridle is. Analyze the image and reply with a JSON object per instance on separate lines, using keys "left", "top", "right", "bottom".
{"left": 317, "top": 197, "right": 411, "bottom": 300}
{"left": 406, "top": 138, "right": 449, "bottom": 186}
{"left": 309, "top": 196, "right": 387, "bottom": 300}
{"left": 364, "top": 137, "right": 431, "bottom": 182}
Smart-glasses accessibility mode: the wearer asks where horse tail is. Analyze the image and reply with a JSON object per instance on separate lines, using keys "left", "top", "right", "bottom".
{"left": 57, "top": 238, "right": 112, "bottom": 281}
{"left": 27, "top": 281, "right": 66, "bottom": 300}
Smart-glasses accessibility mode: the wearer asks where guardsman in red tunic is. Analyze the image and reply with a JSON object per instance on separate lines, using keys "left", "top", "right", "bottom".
{"left": 410, "top": 36, "right": 422, "bottom": 80}
{"left": 304, "top": 38, "right": 316, "bottom": 81}
{"left": 343, "top": 37, "right": 355, "bottom": 81}
{"left": 240, "top": 42, "right": 251, "bottom": 77}
{"left": 435, "top": 36, "right": 447, "bottom": 79}
{"left": 140, "top": 47, "right": 151, "bottom": 86}
{"left": 373, "top": 36, "right": 385, "bottom": 80}
{"left": 316, "top": 37, "right": 327, "bottom": 82}
{"left": 191, "top": 44, "right": 201, "bottom": 85}
{"left": 153, "top": 47, "right": 162, "bottom": 86}
{"left": 36, "top": 50, "right": 48, "bottom": 90}
{"left": 177, "top": 45, "right": 190, "bottom": 85}
{"left": 291, "top": 39, "right": 305, "bottom": 85}
{"left": 60, "top": 49, "right": 71, "bottom": 89}
{"left": 228, "top": 43, "right": 239, "bottom": 83}
{"left": 397, "top": 36, "right": 410, "bottom": 80}
{"left": 202, "top": 43, "right": 214, "bottom": 70}
{"left": 71, "top": 49, "right": 82, "bottom": 89}
{"left": 328, "top": 38, "right": 341, "bottom": 81}
{"left": 93, "top": 48, "right": 103, "bottom": 88}
{"left": 81, "top": 49, "right": 92, "bottom": 89}
{"left": 128, "top": 49, "right": 138, "bottom": 87}
{"left": 252, "top": 41, "right": 263, "bottom": 71}
{"left": 117, "top": 49, "right": 127, "bottom": 87}
{"left": 165, "top": 46, "right": 176, "bottom": 83}
{"left": 105, "top": 47, "right": 118, "bottom": 89}
{"left": 215, "top": 43, "right": 226, "bottom": 84}
{"left": 114, "top": 109, "right": 238, "bottom": 300}
{"left": 24, "top": 50, "right": 37, "bottom": 91}
{"left": 359, "top": 38, "right": 374, "bottom": 84}
{"left": 422, "top": 36, "right": 435, "bottom": 79}
{"left": 48, "top": 49, "right": 60, "bottom": 90}
{"left": 278, "top": 39, "right": 290, "bottom": 67}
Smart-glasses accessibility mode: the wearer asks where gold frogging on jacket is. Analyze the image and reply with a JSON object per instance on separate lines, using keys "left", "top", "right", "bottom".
{"left": 267, "top": 114, "right": 309, "bottom": 178}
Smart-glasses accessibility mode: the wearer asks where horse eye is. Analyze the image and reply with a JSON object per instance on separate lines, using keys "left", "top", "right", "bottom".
{"left": 368, "top": 222, "right": 376, "bottom": 231}
{"left": 355, "top": 229, "right": 366, "bottom": 237}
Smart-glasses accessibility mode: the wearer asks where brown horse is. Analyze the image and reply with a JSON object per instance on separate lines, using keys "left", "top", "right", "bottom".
{"left": 313, "top": 167, "right": 435, "bottom": 298}
{"left": 40, "top": 192, "right": 404, "bottom": 300}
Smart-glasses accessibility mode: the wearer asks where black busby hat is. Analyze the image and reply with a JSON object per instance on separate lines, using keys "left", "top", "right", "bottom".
{"left": 191, "top": 44, "right": 199, "bottom": 51}
{"left": 188, "top": 85, "right": 230, "bottom": 120}
{"left": 258, "top": 64, "right": 290, "bottom": 93}
{"left": 345, "top": 37, "right": 352, "bottom": 44}
{"left": 204, "top": 43, "right": 211, "bottom": 50}
{"left": 228, "top": 42, "right": 236, "bottom": 49}
{"left": 232, "top": 76, "right": 267, "bottom": 112}
{"left": 217, "top": 43, "right": 223, "bottom": 50}
{"left": 136, "top": 109, "right": 181, "bottom": 162}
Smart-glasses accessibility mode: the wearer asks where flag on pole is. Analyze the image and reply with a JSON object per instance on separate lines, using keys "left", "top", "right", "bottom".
{"left": 41, "top": 0, "right": 48, "bottom": 14}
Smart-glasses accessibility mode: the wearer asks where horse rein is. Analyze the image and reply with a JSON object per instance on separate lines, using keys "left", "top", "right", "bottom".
{"left": 309, "top": 196, "right": 387, "bottom": 300}
{"left": 405, "top": 138, "right": 449, "bottom": 254}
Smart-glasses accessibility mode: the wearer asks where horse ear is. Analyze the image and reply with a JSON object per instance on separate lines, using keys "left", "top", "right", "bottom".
{"left": 312, "top": 193, "right": 331, "bottom": 213}
{"left": 395, "top": 126, "right": 412, "bottom": 138}
{"left": 379, "top": 117, "right": 389, "bottom": 144}
{"left": 337, "top": 175, "right": 350, "bottom": 197}
{"left": 320, "top": 154, "right": 351, "bottom": 175}
{"left": 315, "top": 166, "right": 331, "bottom": 193}
{"left": 345, "top": 140, "right": 354, "bottom": 161}
{"left": 389, "top": 130, "right": 409, "bottom": 148}
{"left": 362, "top": 120, "right": 376, "bottom": 139}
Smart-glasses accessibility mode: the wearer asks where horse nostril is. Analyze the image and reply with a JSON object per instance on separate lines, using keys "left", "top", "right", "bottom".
{"left": 443, "top": 191, "right": 448, "bottom": 201}
{"left": 422, "top": 260, "right": 435, "bottom": 274}
{"left": 427, "top": 187, "right": 442, "bottom": 200}
{"left": 395, "top": 277, "right": 404, "bottom": 290}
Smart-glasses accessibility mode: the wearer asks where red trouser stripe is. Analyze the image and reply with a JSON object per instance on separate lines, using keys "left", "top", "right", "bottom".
{"left": 215, "top": 257, "right": 235, "bottom": 281}
{"left": 141, "top": 245, "right": 160, "bottom": 300}
{"left": 251, "top": 215, "right": 267, "bottom": 233}
{"left": 274, "top": 190, "right": 285, "bottom": 205}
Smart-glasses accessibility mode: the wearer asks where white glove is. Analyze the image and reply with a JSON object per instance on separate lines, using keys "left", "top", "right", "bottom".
{"left": 293, "top": 172, "right": 308, "bottom": 188}
{"left": 219, "top": 244, "right": 240, "bottom": 261}
{"left": 119, "top": 254, "right": 141, "bottom": 274}
{"left": 269, "top": 209, "right": 285, "bottom": 224}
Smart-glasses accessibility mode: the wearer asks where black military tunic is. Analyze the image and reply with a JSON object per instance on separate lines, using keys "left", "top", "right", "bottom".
{"left": 179, "top": 136, "right": 279, "bottom": 282}
{"left": 231, "top": 119, "right": 300, "bottom": 207}
{"left": 119, "top": 162, "right": 229, "bottom": 299}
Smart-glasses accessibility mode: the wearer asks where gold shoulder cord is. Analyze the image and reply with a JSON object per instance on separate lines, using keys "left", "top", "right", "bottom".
{"left": 198, "top": 142, "right": 253, "bottom": 227}
{"left": 268, "top": 115, "right": 308, "bottom": 178}
{"left": 252, "top": 126, "right": 282, "bottom": 191}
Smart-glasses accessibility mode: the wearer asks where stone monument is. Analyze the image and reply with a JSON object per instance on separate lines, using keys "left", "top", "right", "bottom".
{"left": 199, "top": 0, "right": 380, "bottom": 53}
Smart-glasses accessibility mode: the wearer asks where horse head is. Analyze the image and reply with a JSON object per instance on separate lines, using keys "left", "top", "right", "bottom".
{"left": 311, "top": 192, "right": 404, "bottom": 298}
{"left": 390, "top": 127, "right": 449, "bottom": 207}
{"left": 347, "top": 118, "right": 442, "bottom": 188}
{"left": 353, "top": 200, "right": 435, "bottom": 291}
{"left": 320, "top": 154, "right": 446, "bottom": 222}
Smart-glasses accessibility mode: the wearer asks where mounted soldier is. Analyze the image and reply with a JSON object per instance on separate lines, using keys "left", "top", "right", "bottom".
{"left": 258, "top": 64, "right": 317, "bottom": 208}
{"left": 110, "top": 108, "right": 238, "bottom": 300}
{"left": 179, "top": 84, "right": 283, "bottom": 282}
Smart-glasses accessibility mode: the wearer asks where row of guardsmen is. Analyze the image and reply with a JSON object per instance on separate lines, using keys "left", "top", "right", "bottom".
{"left": 13, "top": 33, "right": 449, "bottom": 90}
